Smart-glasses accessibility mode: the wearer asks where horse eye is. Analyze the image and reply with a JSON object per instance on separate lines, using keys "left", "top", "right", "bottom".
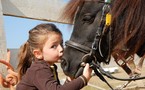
{"left": 82, "top": 14, "right": 95, "bottom": 23}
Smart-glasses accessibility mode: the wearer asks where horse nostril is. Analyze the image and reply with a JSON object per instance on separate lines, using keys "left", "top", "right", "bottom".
{"left": 61, "top": 58, "right": 69, "bottom": 71}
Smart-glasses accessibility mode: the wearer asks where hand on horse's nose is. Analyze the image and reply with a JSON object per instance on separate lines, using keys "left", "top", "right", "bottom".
{"left": 83, "top": 63, "right": 92, "bottom": 81}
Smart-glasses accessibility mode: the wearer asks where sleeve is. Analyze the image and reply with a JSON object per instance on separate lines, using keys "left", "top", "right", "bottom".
{"left": 65, "top": 75, "right": 87, "bottom": 86}
{"left": 33, "top": 67, "right": 87, "bottom": 90}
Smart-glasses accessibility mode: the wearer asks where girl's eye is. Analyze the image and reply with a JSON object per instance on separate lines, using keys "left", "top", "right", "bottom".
{"left": 61, "top": 42, "right": 63, "bottom": 47}
{"left": 51, "top": 45, "right": 57, "bottom": 49}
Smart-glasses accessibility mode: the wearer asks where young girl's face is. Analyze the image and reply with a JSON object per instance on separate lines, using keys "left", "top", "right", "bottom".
{"left": 42, "top": 33, "right": 63, "bottom": 65}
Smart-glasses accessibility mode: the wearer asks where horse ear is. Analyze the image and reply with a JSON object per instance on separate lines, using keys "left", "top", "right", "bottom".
{"left": 33, "top": 49, "right": 43, "bottom": 59}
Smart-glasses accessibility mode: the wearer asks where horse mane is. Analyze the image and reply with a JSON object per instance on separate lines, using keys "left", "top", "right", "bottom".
{"left": 111, "top": 0, "right": 145, "bottom": 57}
{"left": 61, "top": 0, "right": 84, "bottom": 23}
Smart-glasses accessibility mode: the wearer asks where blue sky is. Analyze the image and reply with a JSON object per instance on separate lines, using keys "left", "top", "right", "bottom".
{"left": 3, "top": 0, "right": 73, "bottom": 49}
{"left": 4, "top": 16, "right": 73, "bottom": 49}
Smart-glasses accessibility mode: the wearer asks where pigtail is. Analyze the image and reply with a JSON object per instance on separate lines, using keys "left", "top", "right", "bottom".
{"left": 17, "top": 42, "right": 33, "bottom": 80}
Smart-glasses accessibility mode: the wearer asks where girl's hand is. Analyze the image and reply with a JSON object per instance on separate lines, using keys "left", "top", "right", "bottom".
{"left": 83, "top": 63, "right": 92, "bottom": 81}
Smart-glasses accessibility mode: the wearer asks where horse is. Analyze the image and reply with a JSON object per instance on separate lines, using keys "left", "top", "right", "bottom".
{"left": 61, "top": 0, "right": 145, "bottom": 89}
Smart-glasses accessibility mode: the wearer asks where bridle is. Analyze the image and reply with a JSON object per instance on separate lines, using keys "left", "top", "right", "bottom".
{"left": 64, "top": 0, "right": 145, "bottom": 90}
{"left": 65, "top": 40, "right": 90, "bottom": 54}
{"left": 65, "top": 0, "right": 112, "bottom": 63}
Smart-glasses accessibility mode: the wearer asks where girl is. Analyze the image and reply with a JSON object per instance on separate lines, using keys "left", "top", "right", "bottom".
{"left": 16, "top": 23, "right": 92, "bottom": 90}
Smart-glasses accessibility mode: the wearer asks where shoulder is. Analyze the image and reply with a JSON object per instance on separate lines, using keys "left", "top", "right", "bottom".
{"left": 26, "top": 61, "right": 52, "bottom": 76}
{"left": 31, "top": 60, "right": 51, "bottom": 69}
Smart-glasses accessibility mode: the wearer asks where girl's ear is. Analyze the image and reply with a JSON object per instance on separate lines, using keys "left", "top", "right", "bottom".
{"left": 33, "top": 49, "right": 43, "bottom": 59}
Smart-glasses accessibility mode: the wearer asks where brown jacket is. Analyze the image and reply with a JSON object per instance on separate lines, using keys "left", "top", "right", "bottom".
{"left": 16, "top": 60, "right": 87, "bottom": 90}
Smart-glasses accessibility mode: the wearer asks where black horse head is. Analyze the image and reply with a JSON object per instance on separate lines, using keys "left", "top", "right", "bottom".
{"left": 61, "top": 0, "right": 111, "bottom": 78}
{"left": 61, "top": 0, "right": 145, "bottom": 78}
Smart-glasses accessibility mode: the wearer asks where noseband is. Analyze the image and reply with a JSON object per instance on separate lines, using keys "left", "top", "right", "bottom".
{"left": 65, "top": 40, "right": 98, "bottom": 63}
{"left": 65, "top": 40, "right": 90, "bottom": 54}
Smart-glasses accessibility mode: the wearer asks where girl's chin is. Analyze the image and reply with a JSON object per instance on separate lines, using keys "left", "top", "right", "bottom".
{"left": 57, "top": 59, "right": 62, "bottom": 63}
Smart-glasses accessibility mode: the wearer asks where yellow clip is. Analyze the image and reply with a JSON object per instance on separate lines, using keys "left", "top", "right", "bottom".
{"left": 106, "top": 13, "right": 111, "bottom": 26}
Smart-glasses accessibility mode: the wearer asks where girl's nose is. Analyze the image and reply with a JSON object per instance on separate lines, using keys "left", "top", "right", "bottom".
{"left": 59, "top": 44, "right": 64, "bottom": 54}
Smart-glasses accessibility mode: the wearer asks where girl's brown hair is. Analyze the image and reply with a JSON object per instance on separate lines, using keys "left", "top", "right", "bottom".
{"left": 17, "top": 23, "right": 62, "bottom": 80}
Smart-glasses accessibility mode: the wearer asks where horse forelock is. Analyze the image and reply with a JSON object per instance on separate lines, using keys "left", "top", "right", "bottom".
{"left": 61, "top": 0, "right": 85, "bottom": 24}
{"left": 61, "top": 0, "right": 103, "bottom": 24}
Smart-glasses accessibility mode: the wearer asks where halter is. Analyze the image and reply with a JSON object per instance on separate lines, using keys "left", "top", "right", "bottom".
{"left": 65, "top": 0, "right": 113, "bottom": 89}
{"left": 66, "top": 0, "right": 112, "bottom": 62}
